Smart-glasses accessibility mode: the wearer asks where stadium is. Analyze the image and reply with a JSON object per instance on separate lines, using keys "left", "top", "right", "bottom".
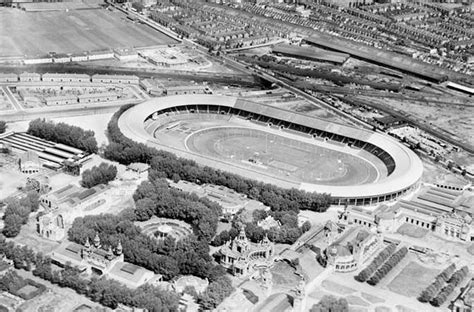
{"left": 118, "top": 95, "right": 423, "bottom": 206}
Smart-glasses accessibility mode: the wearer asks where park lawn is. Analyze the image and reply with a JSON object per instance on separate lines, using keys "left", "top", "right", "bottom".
{"left": 396, "top": 223, "right": 428, "bottom": 238}
{"left": 387, "top": 261, "right": 439, "bottom": 298}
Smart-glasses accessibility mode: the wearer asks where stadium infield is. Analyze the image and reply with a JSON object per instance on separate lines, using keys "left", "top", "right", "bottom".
{"left": 0, "top": 8, "right": 178, "bottom": 57}
{"left": 184, "top": 125, "right": 381, "bottom": 186}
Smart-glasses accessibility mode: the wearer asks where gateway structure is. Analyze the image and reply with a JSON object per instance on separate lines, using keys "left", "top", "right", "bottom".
{"left": 118, "top": 95, "right": 423, "bottom": 206}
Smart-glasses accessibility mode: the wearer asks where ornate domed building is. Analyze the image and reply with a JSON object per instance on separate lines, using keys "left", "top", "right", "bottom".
{"left": 322, "top": 226, "right": 382, "bottom": 273}
{"left": 217, "top": 225, "right": 274, "bottom": 276}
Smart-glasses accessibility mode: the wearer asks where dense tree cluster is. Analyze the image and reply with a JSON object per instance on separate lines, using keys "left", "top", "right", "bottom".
{"left": 2, "top": 192, "right": 40, "bottom": 237}
{"left": 0, "top": 121, "right": 6, "bottom": 134}
{"left": 0, "top": 238, "right": 179, "bottom": 310}
{"left": 81, "top": 162, "right": 117, "bottom": 188}
{"left": 212, "top": 210, "right": 311, "bottom": 246}
{"left": 310, "top": 295, "right": 349, "bottom": 312}
{"left": 367, "top": 247, "right": 408, "bottom": 286}
{"left": 418, "top": 263, "right": 456, "bottom": 303}
{"left": 27, "top": 118, "right": 98, "bottom": 154}
{"left": 420, "top": 265, "right": 469, "bottom": 307}
{"left": 68, "top": 213, "right": 225, "bottom": 281}
{"left": 197, "top": 275, "right": 234, "bottom": 310}
{"left": 355, "top": 244, "right": 396, "bottom": 282}
{"left": 134, "top": 175, "right": 221, "bottom": 241}
{"left": 105, "top": 105, "right": 331, "bottom": 213}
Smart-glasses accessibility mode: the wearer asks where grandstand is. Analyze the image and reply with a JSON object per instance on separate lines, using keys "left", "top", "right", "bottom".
{"left": 118, "top": 95, "right": 424, "bottom": 206}
{"left": 0, "top": 132, "right": 86, "bottom": 168}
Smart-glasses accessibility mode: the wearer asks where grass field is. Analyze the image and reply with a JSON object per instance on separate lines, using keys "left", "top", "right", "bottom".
{"left": 186, "top": 126, "right": 379, "bottom": 186}
{"left": 0, "top": 8, "right": 177, "bottom": 57}
{"left": 387, "top": 261, "right": 439, "bottom": 298}
{"left": 396, "top": 223, "right": 428, "bottom": 238}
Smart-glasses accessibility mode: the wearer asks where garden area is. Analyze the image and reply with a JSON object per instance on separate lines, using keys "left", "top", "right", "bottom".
{"left": 0, "top": 270, "right": 46, "bottom": 300}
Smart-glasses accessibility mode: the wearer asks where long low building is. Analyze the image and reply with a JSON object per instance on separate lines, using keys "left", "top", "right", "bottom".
{"left": 342, "top": 185, "right": 474, "bottom": 241}
{"left": 271, "top": 44, "right": 350, "bottom": 65}
{"left": 305, "top": 32, "right": 450, "bottom": 83}
{"left": 118, "top": 95, "right": 423, "bottom": 205}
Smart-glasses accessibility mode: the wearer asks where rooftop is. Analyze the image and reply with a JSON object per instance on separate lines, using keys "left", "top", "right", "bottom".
{"left": 108, "top": 261, "right": 155, "bottom": 287}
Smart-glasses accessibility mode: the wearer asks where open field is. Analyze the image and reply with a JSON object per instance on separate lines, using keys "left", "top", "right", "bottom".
{"left": 152, "top": 116, "right": 382, "bottom": 186}
{"left": 0, "top": 8, "right": 177, "bottom": 57}
{"left": 396, "top": 223, "right": 428, "bottom": 238}
{"left": 387, "top": 261, "right": 439, "bottom": 298}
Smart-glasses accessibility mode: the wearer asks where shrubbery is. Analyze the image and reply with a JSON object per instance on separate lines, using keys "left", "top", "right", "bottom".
{"left": 81, "top": 162, "right": 117, "bottom": 188}
{"left": 355, "top": 244, "right": 396, "bottom": 282}
{"left": 367, "top": 247, "right": 408, "bottom": 285}
{"left": 104, "top": 105, "right": 332, "bottom": 213}
{"left": 27, "top": 118, "right": 98, "bottom": 154}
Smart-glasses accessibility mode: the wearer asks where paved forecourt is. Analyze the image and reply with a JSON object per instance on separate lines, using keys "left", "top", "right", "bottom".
{"left": 118, "top": 95, "right": 423, "bottom": 205}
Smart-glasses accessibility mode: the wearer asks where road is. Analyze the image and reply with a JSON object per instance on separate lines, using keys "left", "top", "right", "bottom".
{"left": 2, "top": 85, "right": 23, "bottom": 111}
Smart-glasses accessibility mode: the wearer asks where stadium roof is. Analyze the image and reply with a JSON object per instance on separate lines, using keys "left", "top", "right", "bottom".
{"left": 118, "top": 95, "right": 423, "bottom": 200}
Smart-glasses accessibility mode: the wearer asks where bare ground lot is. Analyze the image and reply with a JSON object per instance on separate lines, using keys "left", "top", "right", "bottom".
{"left": 0, "top": 8, "right": 177, "bottom": 57}
{"left": 371, "top": 97, "right": 474, "bottom": 148}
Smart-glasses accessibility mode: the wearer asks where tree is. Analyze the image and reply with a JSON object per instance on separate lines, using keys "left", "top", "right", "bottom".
{"left": 0, "top": 121, "right": 6, "bottom": 134}
{"left": 311, "top": 295, "right": 349, "bottom": 312}
{"left": 2, "top": 213, "right": 23, "bottom": 237}
{"left": 301, "top": 221, "right": 311, "bottom": 232}
{"left": 81, "top": 162, "right": 117, "bottom": 188}
{"left": 27, "top": 119, "right": 98, "bottom": 154}
{"left": 198, "top": 276, "right": 234, "bottom": 310}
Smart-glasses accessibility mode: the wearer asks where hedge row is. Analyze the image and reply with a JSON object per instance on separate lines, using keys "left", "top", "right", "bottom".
{"left": 367, "top": 247, "right": 408, "bottom": 285}
{"left": 430, "top": 266, "right": 469, "bottom": 307}
{"left": 418, "top": 263, "right": 456, "bottom": 303}
{"left": 104, "top": 105, "right": 332, "bottom": 213}
{"left": 355, "top": 244, "right": 396, "bottom": 282}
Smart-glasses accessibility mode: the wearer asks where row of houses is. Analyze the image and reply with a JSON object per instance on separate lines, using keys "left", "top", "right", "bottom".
{"left": 0, "top": 72, "right": 139, "bottom": 85}
{"left": 21, "top": 48, "right": 139, "bottom": 65}
{"left": 139, "top": 79, "right": 212, "bottom": 96}
{"left": 45, "top": 93, "right": 120, "bottom": 106}
{"left": 23, "top": 50, "right": 114, "bottom": 65}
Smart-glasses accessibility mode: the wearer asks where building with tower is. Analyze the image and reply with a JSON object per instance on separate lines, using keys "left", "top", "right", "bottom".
{"left": 318, "top": 226, "right": 383, "bottom": 273}
{"left": 217, "top": 225, "right": 275, "bottom": 276}
{"left": 51, "top": 234, "right": 156, "bottom": 288}
{"left": 340, "top": 185, "right": 474, "bottom": 242}
{"left": 18, "top": 150, "right": 41, "bottom": 174}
